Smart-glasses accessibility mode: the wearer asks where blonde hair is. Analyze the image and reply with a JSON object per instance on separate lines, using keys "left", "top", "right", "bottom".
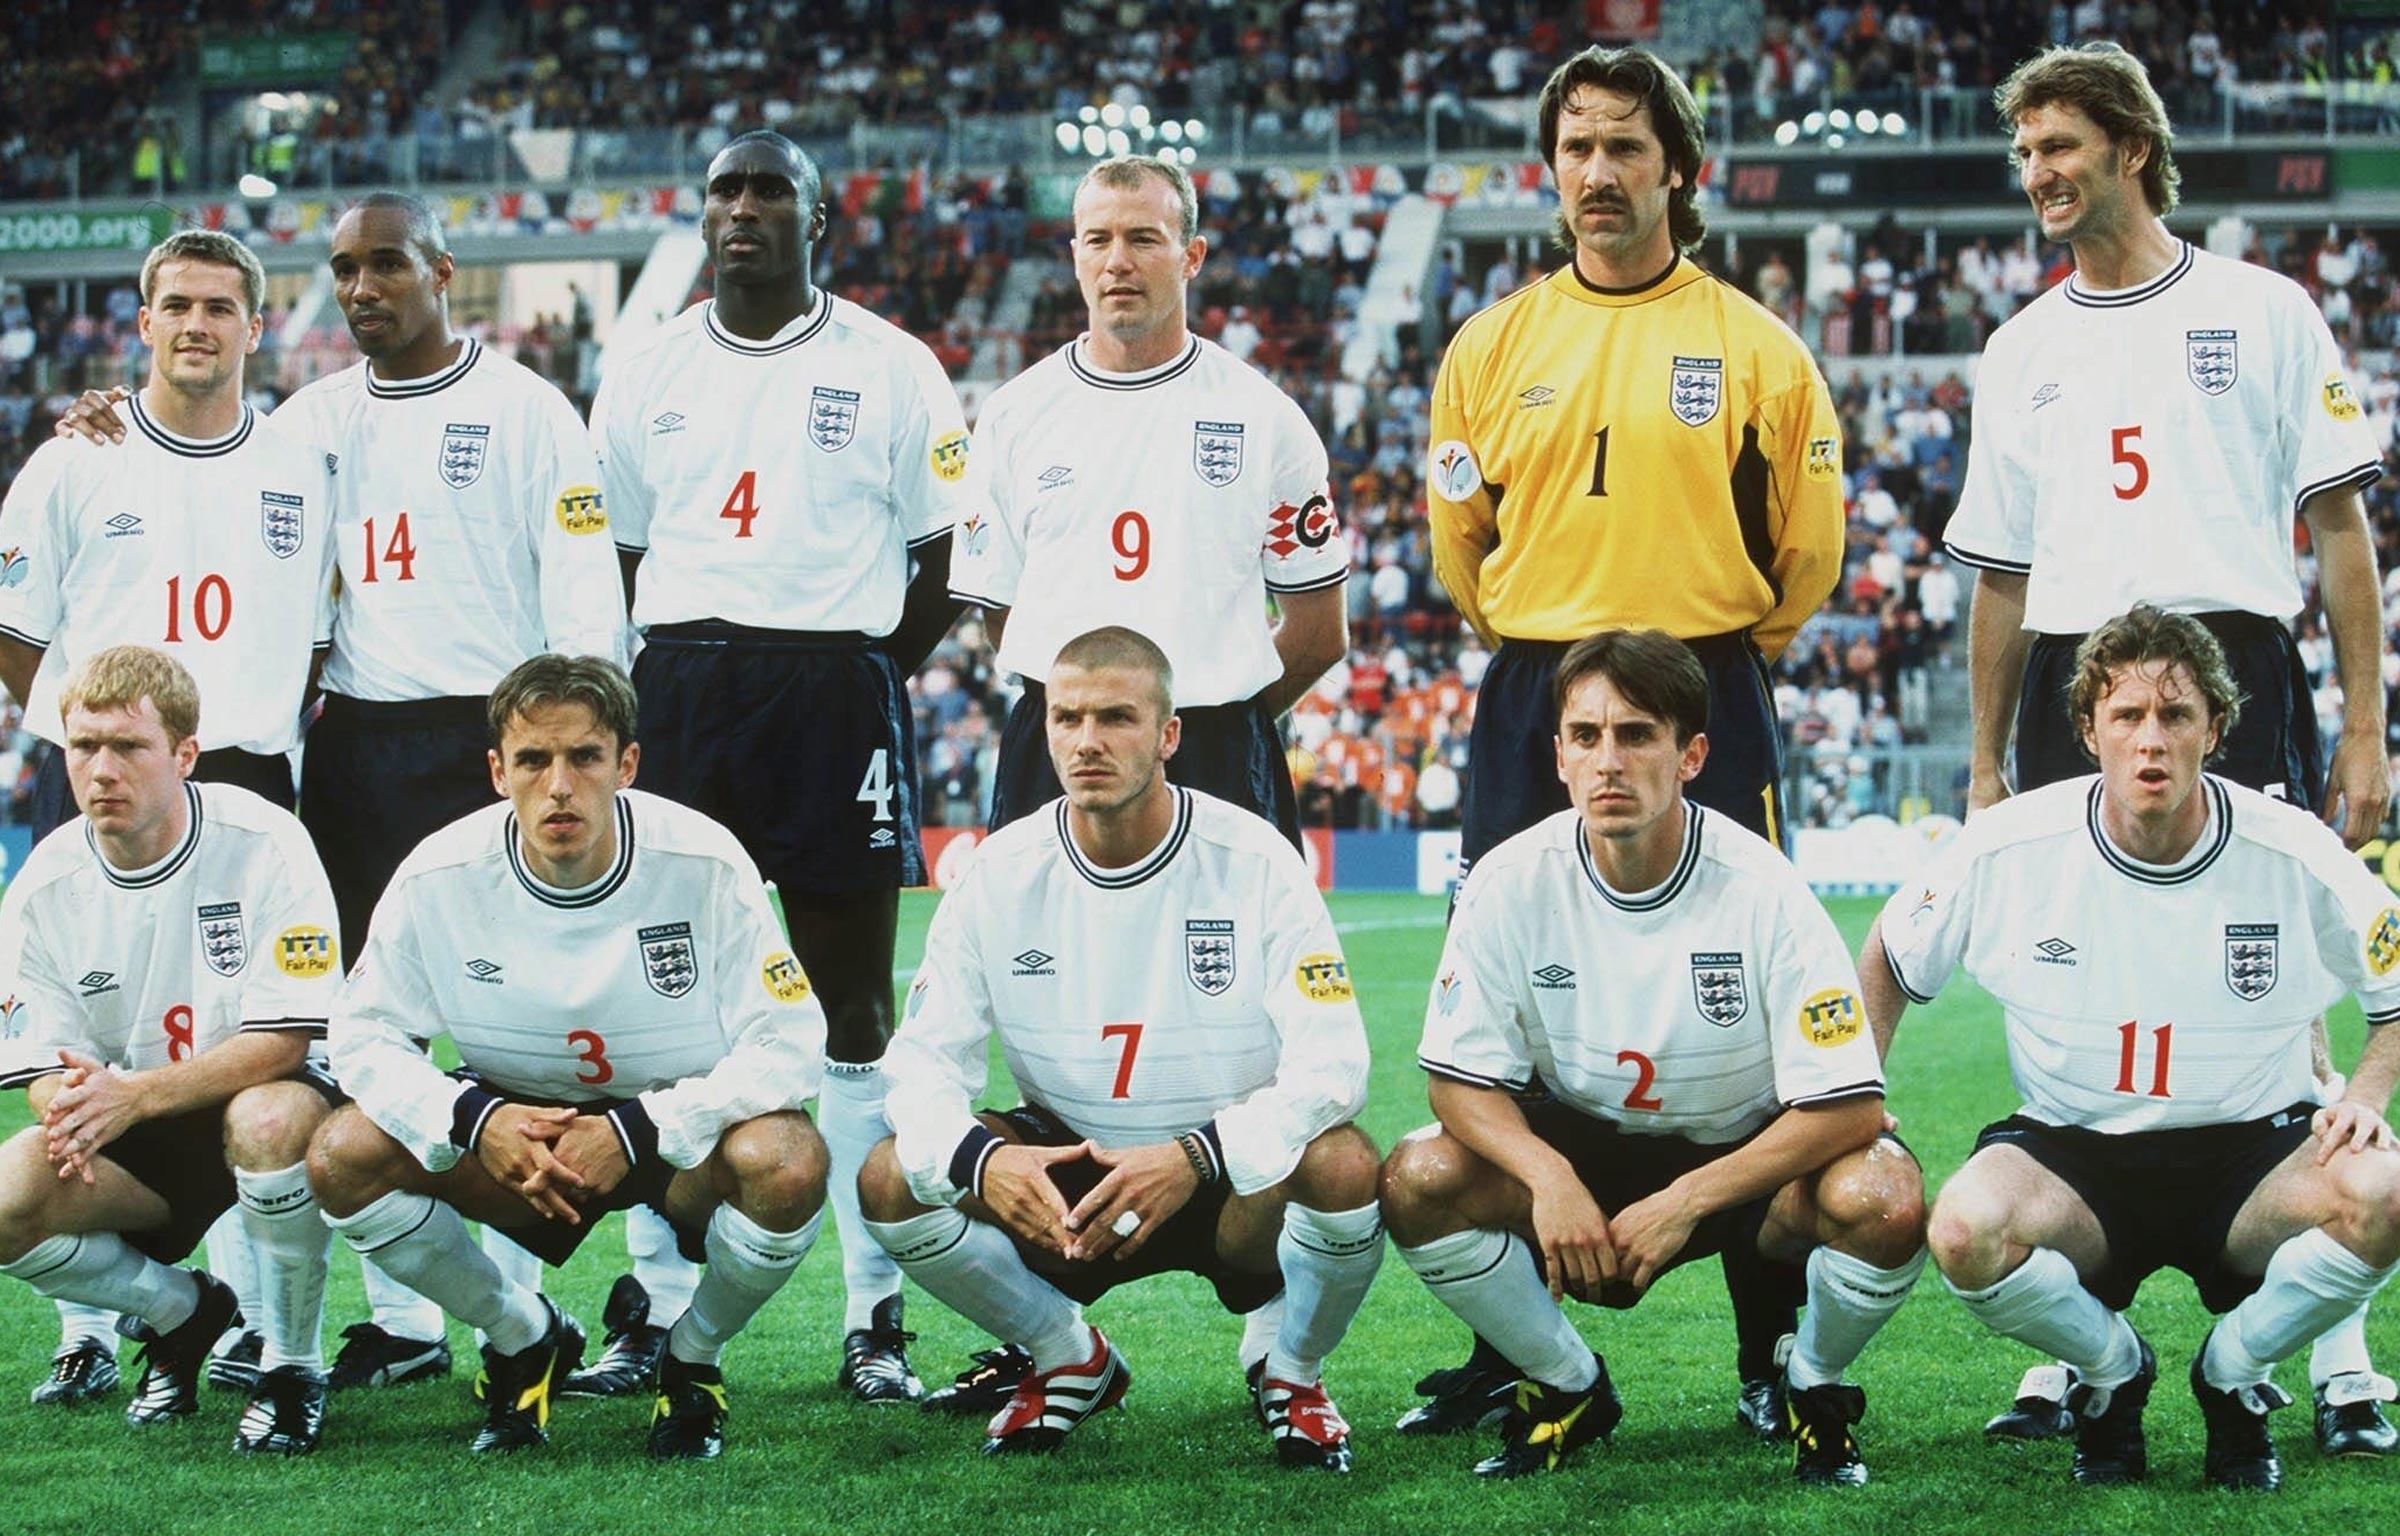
{"left": 59, "top": 646, "right": 201, "bottom": 743}
{"left": 1078, "top": 156, "right": 1198, "bottom": 243}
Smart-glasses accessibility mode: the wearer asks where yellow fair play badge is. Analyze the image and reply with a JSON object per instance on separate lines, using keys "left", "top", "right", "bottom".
{"left": 930, "top": 430, "right": 970, "bottom": 483}
{"left": 555, "top": 485, "right": 608, "bottom": 534}
{"left": 1295, "top": 953, "right": 1354, "bottom": 1003}
{"left": 1798, "top": 988, "right": 1863, "bottom": 1047}
{"left": 277, "top": 926, "right": 336, "bottom": 979}
{"left": 763, "top": 952, "right": 812, "bottom": 1003}
{"left": 2369, "top": 909, "right": 2400, "bottom": 976}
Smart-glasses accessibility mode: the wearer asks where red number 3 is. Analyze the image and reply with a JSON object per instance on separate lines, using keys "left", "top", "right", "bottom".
{"left": 567, "top": 1028, "right": 613, "bottom": 1086}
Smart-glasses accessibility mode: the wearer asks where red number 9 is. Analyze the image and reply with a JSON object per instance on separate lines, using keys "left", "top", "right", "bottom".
{"left": 1111, "top": 510, "right": 1150, "bottom": 582}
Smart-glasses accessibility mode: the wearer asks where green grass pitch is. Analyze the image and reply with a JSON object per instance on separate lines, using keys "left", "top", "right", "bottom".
{"left": 0, "top": 892, "right": 2384, "bottom": 1535}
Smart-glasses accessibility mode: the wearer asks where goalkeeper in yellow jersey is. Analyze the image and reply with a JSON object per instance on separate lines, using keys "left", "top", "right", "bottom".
{"left": 1410, "top": 42, "right": 1847, "bottom": 1446}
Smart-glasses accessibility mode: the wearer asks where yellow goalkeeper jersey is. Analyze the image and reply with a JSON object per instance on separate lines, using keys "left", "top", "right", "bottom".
{"left": 1427, "top": 256, "right": 1845, "bottom": 659}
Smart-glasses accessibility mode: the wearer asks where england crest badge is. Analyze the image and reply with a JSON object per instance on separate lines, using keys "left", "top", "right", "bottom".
{"left": 1690, "top": 951, "right": 1748, "bottom": 1026}
{"left": 260, "top": 491, "right": 306, "bottom": 559}
{"left": 809, "top": 387, "right": 860, "bottom": 452}
{"left": 1670, "top": 356, "right": 1722, "bottom": 427}
{"left": 440, "top": 423, "right": 489, "bottom": 489}
{"left": 2186, "top": 329, "right": 2238, "bottom": 396}
{"left": 1186, "top": 919, "right": 1236, "bottom": 996}
{"left": 1194, "top": 420, "right": 1245, "bottom": 487}
{"left": 2224, "top": 922, "right": 2277, "bottom": 1001}
{"left": 198, "top": 901, "right": 247, "bottom": 978}
{"left": 640, "top": 921, "right": 698, "bottom": 999}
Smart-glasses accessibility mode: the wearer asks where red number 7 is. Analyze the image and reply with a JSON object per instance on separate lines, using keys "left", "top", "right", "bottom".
{"left": 1101, "top": 1022, "right": 1143, "bottom": 1099}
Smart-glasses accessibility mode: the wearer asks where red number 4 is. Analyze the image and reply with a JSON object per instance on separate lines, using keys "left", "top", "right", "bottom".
{"left": 1101, "top": 1021, "right": 1143, "bottom": 1099}
{"left": 720, "top": 470, "right": 760, "bottom": 537}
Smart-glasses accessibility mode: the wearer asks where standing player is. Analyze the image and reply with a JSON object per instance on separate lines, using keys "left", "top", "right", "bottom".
{"left": 1866, "top": 607, "right": 2400, "bottom": 1490}
{"left": 305, "top": 654, "right": 831, "bottom": 1457}
{"left": 1381, "top": 631, "right": 1924, "bottom": 1483}
{"left": 592, "top": 131, "right": 967, "bottom": 1400}
{"left": 1415, "top": 45, "right": 1847, "bottom": 1440}
{"left": 1948, "top": 43, "right": 2394, "bottom": 1452}
{"left": 0, "top": 230, "right": 336, "bottom": 1403}
{"left": 0, "top": 647, "right": 345, "bottom": 1454}
{"left": 949, "top": 154, "right": 1347, "bottom": 848}
{"left": 861, "top": 628, "right": 1381, "bottom": 1468}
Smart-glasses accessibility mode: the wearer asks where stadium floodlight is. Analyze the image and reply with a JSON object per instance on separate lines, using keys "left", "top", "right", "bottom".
{"left": 1129, "top": 104, "right": 1151, "bottom": 130}
{"left": 1055, "top": 122, "right": 1080, "bottom": 151}
{"left": 238, "top": 172, "right": 278, "bottom": 198}
{"left": 1774, "top": 120, "right": 1800, "bottom": 146}
{"left": 1079, "top": 105, "right": 1100, "bottom": 124}
{"left": 1106, "top": 128, "right": 1132, "bottom": 155}
{"left": 1802, "top": 110, "right": 1826, "bottom": 134}
{"left": 1856, "top": 110, "right": 1881, "bottom": 134}
{"left": 1160, "top": 120, "right": 1183, "bottom": 143}
{"left": 1824, "top": 131, "right": 1846, "bottom": 149}
{"left": 258, "top": 91, "right": 291, "bottom": 112}
{"left": 1101, "top": 102, "right": 1126, "bottom": 128}
{"left": 1184, "top": 119, "right": 1207, "bottom": 144}
{"left": 1081, "top": 125, "right": 1107, "bottom": 155}
{"left": 1884, "top": 114, "right": 1908, "bottom": 136}
{"left": 1180, "top": 146, "right": 1199, "bottom": 165}
{"left": 1828, "top": 108, "right": 1852, "bottom": 131}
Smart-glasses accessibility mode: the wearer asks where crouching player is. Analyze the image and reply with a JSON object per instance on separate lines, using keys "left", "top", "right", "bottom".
{"left": 305, "top": 654, "right": 829, "bottom": 1458}
{"left": 1864, "top": 606, "right": 2400, "bottom": 1490}
{"left": 0, "top": 647, "right": 343, "bottom": 1453}
{"left": 860, "top": 627, "right": 1383, "bottom": 1468}
{"left": 1381, "top": 631, "right": 1926, "bottom": 1482}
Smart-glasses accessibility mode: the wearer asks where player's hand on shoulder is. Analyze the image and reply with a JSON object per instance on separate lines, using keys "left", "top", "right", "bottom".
{"left": 53, "top": 386, "right": 131, "bottom": 446}
{"left": 978, "top": 1140, "right": 1084, "bottom": 1257}
{"left": 1525, "top": 1166, "right": 1616, "bottom": 1303}
{"left": 1965, "top": 771, "right": 2012, "bottom": 816}
{"left": 2313, "top": 1098, "right": 2397, "bottom": 1162}
{"left": 1064, "top": 1141, "right": 1199, "bottom": 1264}
{"left": 478, "top": 1103, "right": 586, "bottom": 1221}
{"left": 546, "top": 1113, "right": 632, "bottom": 1199}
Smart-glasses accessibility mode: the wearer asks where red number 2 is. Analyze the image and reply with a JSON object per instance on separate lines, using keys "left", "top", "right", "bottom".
{"left": 568, "top": 1028, "right": 613, "bottom": 1086}
{"left": 1617, "top": 1049, "right": 1663, "bottom": 1112}
{"left": 1101, "top": 1021, "right": 1143, "bottom": 1099}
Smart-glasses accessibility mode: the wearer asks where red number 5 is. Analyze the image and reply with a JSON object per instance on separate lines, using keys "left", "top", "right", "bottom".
{"left": 568, "top": 1028, "right": 613, "bottom": 1086}
{"left": 2110, "top": 425, "right": 2149, "bottom": 501}
{"left": 1101, "top": 1021, "right": 1143, "bottom": 1098}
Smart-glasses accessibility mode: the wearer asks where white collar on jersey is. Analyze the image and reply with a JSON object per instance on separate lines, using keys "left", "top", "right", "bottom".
{"left": 1055, "top": 785, "right": 1194, "bottom": 889}
{"left": 1066, "top": 335, "right": 1202, "bottom": 391}
{"left": 1576, "top": 800, "right": 1705, "bottom": 913}
{"left": 88, "top": 781, "right": 204, "bottom": 890}
{"left": 703, "top": 296, "right": 832, "bottom": 356}
{"left": 365, "top": 335, "right": 481, "bottom": 398}
{"left": 505, "top": 794, "right": 636, "bottom": 907}
{"left": 2085, "top": 774, "right": 2230, "bottom": 885}
{"left": 128, "top": 397, "right": 255, "bottom": 458}
{"left": 2064, "top": 241, "right": 2194, "bottom": 309}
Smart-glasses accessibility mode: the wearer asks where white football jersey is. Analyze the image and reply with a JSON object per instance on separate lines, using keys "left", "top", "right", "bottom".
{"left": 1946, "top": 242, "right": 2382, "bottom": 632}
{"left": 0, "top": 399, "right": 336, "bottom": 754}
{"left": 885, "top": 787, "right": 1369, "bottom": 1205}
{"left": 330, "top": 788, "right": 826, "bottom": 1171}
{"left": 1420, "top": 806, "right": 1882, "bottom": 1144}
{"left": 951, "top": 336, "right": 1346, "bottom": 707}
{"left": 0, "top": 782, "right": 341, "bottom": 1088}
{"left": 592, "top": 297, "right": 969, "bottom": 634}
{"left": 273, "top": 338, "right": 628, "bottom": 700}
{"left": 1878, "top": 775, "right": 2400, "bottom": 1132}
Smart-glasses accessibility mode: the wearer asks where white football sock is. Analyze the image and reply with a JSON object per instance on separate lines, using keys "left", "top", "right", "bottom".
{"left": 1239, "top": 1294, "right": 1285, "bottom": 1372}
{"left": 1786, "top": 1245, "right": 1925, "bottom": 1390}
{"left": 2309, "top": 1301, "right": 2375, "bottom": 1389}
{"left": 626, "top": 1206, "right": 698, "bottom": 1325}
{"left": 327, "top": 1191, "right": 547, "bottom": 1355}
{"left": 468, "top": 1229, "right": 545, "bottom": 1349}
{"left": 234, "top": 1162, "right": 330, "bottom": 1373}
{"left": 360, "top": 1250, "right": 446, "bottom": 1341}
{"left": 1266, "top": 1202, "right": 1383, "bottom": 1385}
{"left": 1947, "top": 1246, "right": 2142, "bottom": 1388}
{"left": 1398, "top": 1228, "right": 1596, "bottom": 1392}
{"left": 203, "top": 1207, "right": 262, "bottom": 1337}
{"left": 667, "top": 1204, "right": 821, "bottom": 1367}
{"left": 54, "top": 1300, "right": 115, "bottom": 1350}
{"left": 867, "top": 1206, "right": 1088, "bottom": 1370}
{"left": 819, "top": 1063, "right": 905, "bottom": 1331}
{"left": 2207, "top": 1228, "right": 2397, "bottom": 1390}
{"left": 2, "top": 1234, "right": 198, "bottom": 1333}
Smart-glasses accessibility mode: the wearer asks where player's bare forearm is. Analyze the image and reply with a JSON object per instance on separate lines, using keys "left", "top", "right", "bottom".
{"left": 883, "top": 538, "right": 966, "bottom": 677}
{"left": 1966, "top": 569, "right": 2031, "bottom": 804}
{"left": 1666, "top": 1095, "right": 1884, "bottom": 1224}
{"left": 0, "top": 633, "right": 43, "bottom": 712}
{"left": 2302, "top": 486, "right": 2388, "bottom": 843}
{"left": 1262, "top": 583, "right": 1347, "bottom": 717}
{"left": 2346, "top": 1021, "right": 2400, "bottom": 1115}
{"left": 1428, "top": 1076, "right": 1577, "bottom": 1198}
{"left": 1858, "top": 920, "right": 1910, "bottom": 1060}
{"left": 125, "top": 1030, "right": 308, "bottom": 1121}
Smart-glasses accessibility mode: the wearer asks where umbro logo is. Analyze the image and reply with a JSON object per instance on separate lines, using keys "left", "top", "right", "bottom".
{"left": 103, "top": 513, "right": 144, "bottom": 538}
{"left": 1010, "top": 949, "right": 1056, "bottom": 977}
{"left": 1037, "top": 464, "right": 1074, "bottom": 492}
{"left": 78, "top": 972, "right": 117, "bottom": 996}
{"left": 1531, "top": 964, "right": 1576, "bottom": 990}
{"left": 869, "top": 828, "right": 896, "bottom": 849}
{"left": 2030, "top": 383, "right": 2062, "bottom": 412}
{"left": 2033, "top": 937, "right": 2077, "bottom": 966}
{"left": 465, "top": 958, "right": 504, "bottom": 984}
{"left": 651, "top": 412, "right": 686, "bottom": 435}
{"left": 1516, "top": 385, "right": 1557, "bottom": 409}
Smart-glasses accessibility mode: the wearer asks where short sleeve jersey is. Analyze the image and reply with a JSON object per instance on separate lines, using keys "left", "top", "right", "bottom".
{"left": 1878, "top": 775, "right": 2400, "bottom": 1131}
{"left": 0, "top": 400, "right": 336, "bottom": 754}
{"left": 274, "top": 338, "right": 627, "bottom": 700}
{"left": 884, "top": 788, "right": 1369, "bottom": 1204}
{"left": 950, "top": 337, "right": 1345, "bottom": 706}
{"left": 1419, "top": 805, "right": 1881, "bottom": 1143}
{"left": 592, "top": 297, "right": 970, "bottom": 636}
{"left": 0, "top": 783, "right": 341, "bottom": 1087}
{"left": 1945, "top": 243, "right": 2382, "bottom": 632}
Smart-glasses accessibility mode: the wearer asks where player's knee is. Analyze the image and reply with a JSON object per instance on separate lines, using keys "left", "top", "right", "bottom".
{"left": 1817, "top": 1143, "right": 1928, "bottom": 1265}
{"left": 721, "top": 1111, "right": 827, "bottom": 1228}
{"left": 855, "top": 1136, "right": 922, "bottom": 1223}
{"left": 2326, "top": 1148, "right": 2400, "bottom": 1262}
{"left": 0, "top": 1129, "right": 60, "bottom": 1260}
{"left": 1378, "top": 1130, "right": 1472, "bottom": 1246}
{"left": 304, "top": 1106, "right": 408, "bottom": 1218}
{"left": 221, "top": 1081, "right": 328, "bottom": 1170}
{"left": 1291, "top": 1123, "right": 1380, "bottom": 1210}
{"left": 1925, "top": 1180, "right": 2009, "bottom": 1285}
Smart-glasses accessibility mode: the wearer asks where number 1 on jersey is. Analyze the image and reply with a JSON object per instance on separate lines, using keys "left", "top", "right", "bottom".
{"left": 2112, "top": 1020, "right": 2171, "bottom": 1097}
{"left": 721, "top": 470, "right": 761, "bottom": 538}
